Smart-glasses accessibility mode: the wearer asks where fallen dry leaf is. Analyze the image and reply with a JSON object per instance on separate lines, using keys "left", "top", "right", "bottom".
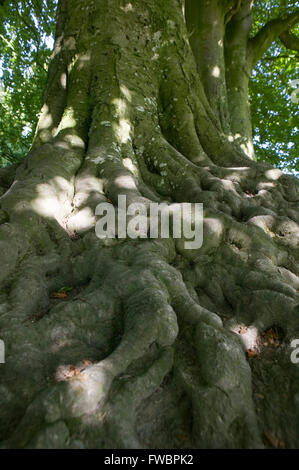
{"left": 239, "top": 327, "right": 247, "bottom": 335}
{"left": 83, "top": 359, "right": 92, "bottom": 366}
{"left": 65, "top": 365, "right": 81, "bottom": 378}
{"left": 264, "top": 431, "right": 285, "bottom": 449}
{"left": 247, "top": 348, "right": 258, "bottom": 358}
{"left": 51, "top": 292, "right": 68, "bottom": 299}
{"left": 262, "top": 327, "right": 280, "bottom": 348}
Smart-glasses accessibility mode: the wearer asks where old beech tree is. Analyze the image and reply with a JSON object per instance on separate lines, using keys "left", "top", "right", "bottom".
{"left": 0, "top": 0, "right": 299, "bottom": 448}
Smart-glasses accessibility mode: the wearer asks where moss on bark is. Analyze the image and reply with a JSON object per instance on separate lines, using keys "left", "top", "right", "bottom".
{"left": 0, "top": 0, "right": 298, "bottom": 449}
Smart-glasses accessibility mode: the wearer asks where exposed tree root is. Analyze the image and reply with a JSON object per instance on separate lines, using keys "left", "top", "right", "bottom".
{"left": 0, "top": 0, "right": 298, "bottom": 449}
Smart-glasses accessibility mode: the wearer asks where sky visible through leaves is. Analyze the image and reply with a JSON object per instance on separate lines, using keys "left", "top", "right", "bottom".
{"left": 250, "top": 0, "right": 298, "bottom": 176}
{"left": 0, "top": 0, "right": 298, "bottom": 176}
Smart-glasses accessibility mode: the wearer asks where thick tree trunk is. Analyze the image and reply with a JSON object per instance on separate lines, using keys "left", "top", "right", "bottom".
{"left": 0, "top": 0, "right": 298, "bottom": 449}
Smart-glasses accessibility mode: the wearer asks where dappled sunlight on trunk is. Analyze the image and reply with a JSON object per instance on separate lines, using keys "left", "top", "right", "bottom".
{"left": 0, "top": 0, "right": 298, "bottom": 450}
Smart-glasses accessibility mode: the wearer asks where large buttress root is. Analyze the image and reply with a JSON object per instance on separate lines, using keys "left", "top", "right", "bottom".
{"left": 0, "top": 0, "right": 298, "bottom": 448}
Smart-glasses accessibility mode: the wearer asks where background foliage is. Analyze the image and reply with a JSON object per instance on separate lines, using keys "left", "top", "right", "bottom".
{"left": 250, "top": 0, "right": 299, "bottom": 175}
{"left": 0, "top": 0, "right": 56, "bottom": 165}
{"left": 0, "top": 0, "right": 298, "bottom": 174}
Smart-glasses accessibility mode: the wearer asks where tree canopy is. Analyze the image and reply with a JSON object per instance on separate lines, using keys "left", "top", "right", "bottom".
{"left": 0, "top": 0, "right": 298, "bottom": 174}
{"left": 0, "top": 0, "right": 56, "bottom": 164}
{"left": 250, "top": 0, "right": 299, "bottom": 175}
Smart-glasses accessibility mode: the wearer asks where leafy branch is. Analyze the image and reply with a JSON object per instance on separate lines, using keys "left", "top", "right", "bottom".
{"left": 248, "top": 10, "right": 299, "bottom": 69}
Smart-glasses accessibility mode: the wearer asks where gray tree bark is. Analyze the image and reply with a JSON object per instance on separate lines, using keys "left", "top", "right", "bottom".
{"left": 0, "top": 0, "right": 298, "bottom": 449}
